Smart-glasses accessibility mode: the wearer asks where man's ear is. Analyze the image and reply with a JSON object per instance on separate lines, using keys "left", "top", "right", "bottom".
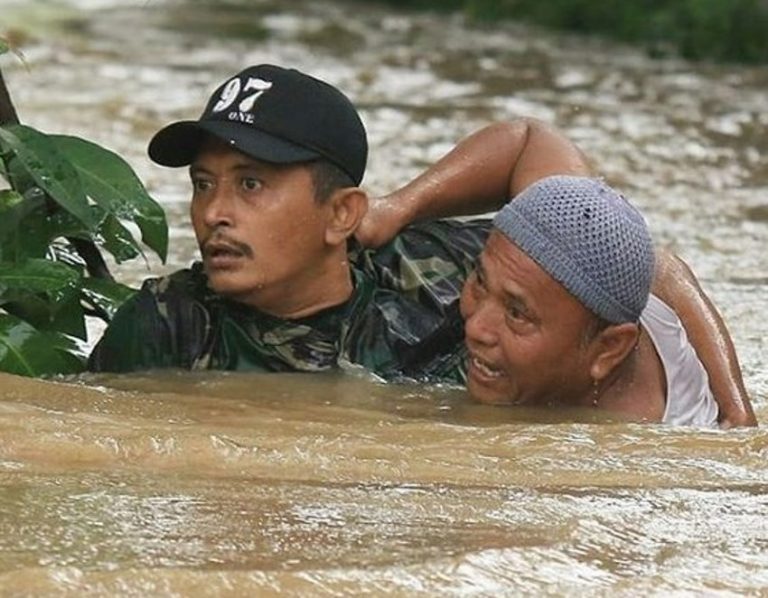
{"left": 325, "top": 187, "right": 368, "bottom": 246}
{"left": 589, "top": 323, "right": 641, "bottom": 382}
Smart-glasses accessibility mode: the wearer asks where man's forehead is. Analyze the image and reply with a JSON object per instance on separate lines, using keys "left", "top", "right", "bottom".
{"left": 484, "top": 229, "right": 569, "bottom": 300}
{"left": 485, "top": 230, "right": 537, "bottom": 271}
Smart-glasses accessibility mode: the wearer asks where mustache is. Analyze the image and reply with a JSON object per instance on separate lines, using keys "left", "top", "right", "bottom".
{"left": 200, "top": 232, "right": 254, "bottom": 259}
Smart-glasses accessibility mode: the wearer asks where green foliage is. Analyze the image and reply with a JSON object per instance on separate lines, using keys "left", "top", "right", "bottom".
{"left": 0, "top": 314, "right": 83, "bottom": 376}
{"left": 0, "top": 122, "right": 168, "bottom": 377}
{"left": 370, "top": 0, "right": 768, "bottom": 63}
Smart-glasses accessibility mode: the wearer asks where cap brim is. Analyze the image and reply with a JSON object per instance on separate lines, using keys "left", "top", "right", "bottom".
{"left": 148, "top": 120, "right": 320, "bottom": 167}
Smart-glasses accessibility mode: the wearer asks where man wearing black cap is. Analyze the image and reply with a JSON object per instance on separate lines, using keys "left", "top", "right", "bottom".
{"left": 89, "top": 64, "right": 581, "bottom": 379}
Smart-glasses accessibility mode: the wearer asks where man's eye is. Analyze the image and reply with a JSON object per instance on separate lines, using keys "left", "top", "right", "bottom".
{"left": 192, "top": 178, "right": 212, "bottom": 192}
{"left": 241, "top": 177, "right": 262, "bottom": 191}
{"left": 506, "top": 305, "right": 522, "bottom": 320}
{"left": 504, "top": 299, "right": 534, "bottom": 326}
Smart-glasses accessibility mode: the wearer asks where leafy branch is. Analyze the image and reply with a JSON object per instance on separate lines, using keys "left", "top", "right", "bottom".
{"left": 0, "top": 42, "right": 168, "bottom": 377}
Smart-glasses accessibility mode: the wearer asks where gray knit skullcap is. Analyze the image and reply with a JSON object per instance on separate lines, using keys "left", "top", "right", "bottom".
{"left": 493, "top": 175, "right": 655, "bottom": 323}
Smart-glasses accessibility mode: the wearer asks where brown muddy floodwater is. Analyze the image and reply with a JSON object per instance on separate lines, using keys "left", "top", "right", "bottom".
{"left": 1, "top": 0, "right": 767, "bottom": 595}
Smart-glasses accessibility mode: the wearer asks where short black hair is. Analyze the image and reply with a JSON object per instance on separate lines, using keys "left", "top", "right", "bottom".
{"left": 307, "top": 159, "right": 355, "bottom": 203}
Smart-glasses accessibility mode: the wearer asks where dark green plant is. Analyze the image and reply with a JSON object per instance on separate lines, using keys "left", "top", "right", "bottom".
{"left": 0, "top": 47, "right": 167, "bottom": 377}
{"left": 368, "top": 0, "right": 768, "bottom": 63}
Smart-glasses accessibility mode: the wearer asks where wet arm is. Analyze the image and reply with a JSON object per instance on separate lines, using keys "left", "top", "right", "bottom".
{"left": 356, "top": 119, "right": 593, "bottom": 247}
{"left": 652, "top": 249, "right": 757, "bottom": 428}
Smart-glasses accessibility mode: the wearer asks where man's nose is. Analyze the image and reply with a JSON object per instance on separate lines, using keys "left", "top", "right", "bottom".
{"left": 203, "top": 186, "right": 234, "bottom": 228}
{"left": 464, "top": 300, "right": 501, "bottom": 347}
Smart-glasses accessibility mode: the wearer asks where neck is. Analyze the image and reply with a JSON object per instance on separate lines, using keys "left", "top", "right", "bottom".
{"left": 588, "top": 327, "right": 667, "bottom": 421}
{"left": 236, "top": 249, "right": 355, "bottom": 319}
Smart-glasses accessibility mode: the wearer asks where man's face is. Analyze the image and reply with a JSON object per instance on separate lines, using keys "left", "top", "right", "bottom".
{"left": 460, "top": 230, "right": 597, "bottom": 406}
{"left": 189, "top": 139, "right": 332, "bottom": 316}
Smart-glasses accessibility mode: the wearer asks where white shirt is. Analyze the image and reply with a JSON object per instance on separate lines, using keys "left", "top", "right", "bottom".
{"left": 640, "top": 294, "right": 719, "bottom": 428}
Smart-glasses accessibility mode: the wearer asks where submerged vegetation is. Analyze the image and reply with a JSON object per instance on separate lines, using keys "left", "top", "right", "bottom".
{"left": 368, "top": 0, "right": 768, "bottom": 63}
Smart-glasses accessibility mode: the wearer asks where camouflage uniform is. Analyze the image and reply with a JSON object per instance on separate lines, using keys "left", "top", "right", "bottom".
{"left": 88, "top": 218, "right": 491, "bottom": 383}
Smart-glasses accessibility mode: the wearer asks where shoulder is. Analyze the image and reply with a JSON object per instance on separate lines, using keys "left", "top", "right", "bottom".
{"left": 641, "top": 294, "right": 719, "bottom": 427}
{"left": 353, "top": 218, "right": 491, "bottom": 293}
{"left": 87, "top": 265, "right": 214, "bottom": 372}
{"left": 121, "top": 264, "right": 215, "bottom": 322}
{"left": 139, "top": 264, "right": 210, "bottom": 300}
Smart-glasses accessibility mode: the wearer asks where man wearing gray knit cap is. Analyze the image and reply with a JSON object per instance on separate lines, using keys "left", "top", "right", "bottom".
{"left": 460, "top": 175, "right": 719, "bottom": 425}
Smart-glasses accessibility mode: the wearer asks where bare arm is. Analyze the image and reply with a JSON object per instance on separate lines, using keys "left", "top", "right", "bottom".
{"left": 355, "top": 119, "right": 593, "bottom": 247}
{"left": 652, "top": 249, "right": 757, "bottom": 428}
{"left": 360, "top": 118, "right": 755, "bottom": 427}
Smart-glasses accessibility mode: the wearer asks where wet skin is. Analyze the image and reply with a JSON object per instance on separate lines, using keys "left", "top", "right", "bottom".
{"left": 460, "top": 230, "right": 600, "bottom": 407}
{"left": 189, "top": 140, "right": 346, "bottom": 318}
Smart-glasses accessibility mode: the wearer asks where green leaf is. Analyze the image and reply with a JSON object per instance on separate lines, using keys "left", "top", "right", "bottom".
{"left": 0, "top": 190, "right": 33, "bottom": 250}
{"left": 0, "top": 201, "right": 105, "bottom": 264}
{"left": 0, "top": 189, "right": 24, "bottom": 211}
{"left": 96, "top": 213, "right": 141, "bottom": 264}
{"left": 0, "top": 124, "right": 95, "bottom": 228}
{"left": 0, "top": 39, "right": 8, "bottom": 55}
{"left": 0, "top": 198, "right": 54, "bottom": 261}
{"left": 0, "top": 291, "right": 85, "bottom": 339}
{"left": 0, "top": 258, "right": 86, "bottom": 338}
{"left": 0, "top": 258, "right": 80, "bottom": 297}
{"left": 47, "top": 292, "right": 87, "bottom": 339}
{"left": 81, "top": 277, "right": 137, "bottom": 321}
{"left": 2, "top": 152, "right": 41, "bottom": 196}
{"left": 48, "top": 332, "right": 88, "bottom": 373}
{"left": 0, "top": 314, "right": 80, "bottom": 376}
{"left": 1, "top": 294, "right": 51, "bottom": 325}
{"left": 51, "top": 135, "right": 168, "bottom": 262}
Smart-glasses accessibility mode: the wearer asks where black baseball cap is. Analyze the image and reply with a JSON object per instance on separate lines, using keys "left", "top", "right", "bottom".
{"left": 148, "top": 64, "right": 368, "bottom": 185}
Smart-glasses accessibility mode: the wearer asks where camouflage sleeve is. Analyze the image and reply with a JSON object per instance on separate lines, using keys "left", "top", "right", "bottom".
{"left": 343, "top": 218, "right": 491, "bottom": 383}
{"left": 87, "top": 268, "right": 211, "bottom": 372}
{"left": 357, "top": 217, "right": 491, "bottom": 308}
